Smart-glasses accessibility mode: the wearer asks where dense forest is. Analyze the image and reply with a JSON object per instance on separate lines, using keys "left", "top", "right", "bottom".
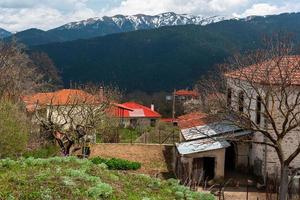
{"left": 31, "top": 13, "right": 300, "bottom": 92}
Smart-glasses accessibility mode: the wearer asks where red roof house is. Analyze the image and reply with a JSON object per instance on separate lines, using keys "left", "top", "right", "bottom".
{"left": 120, "top": 102, "right": 161, "bottom": 118}
{"left": 115, "top": 102, "right": 161, "bottom": 127}
{"left": 175, "top": 90, "right": 200, "bottom": 98}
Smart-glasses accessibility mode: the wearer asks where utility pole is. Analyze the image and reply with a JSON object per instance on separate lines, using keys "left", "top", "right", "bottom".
{"left": 172, "top": 89, "right": 176, "bottom": 120}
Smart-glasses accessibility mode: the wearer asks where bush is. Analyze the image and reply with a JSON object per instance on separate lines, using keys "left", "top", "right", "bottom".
{"left": 0, "top": 100, "right": 29, "bottom": 158}
{"left": 91, "top": 157, "right": 141, "bottom": 170}
{"left": 23, "top": 145, "right": 59, "bottom": 158}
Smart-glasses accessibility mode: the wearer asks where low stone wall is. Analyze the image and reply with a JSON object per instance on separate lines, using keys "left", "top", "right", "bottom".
{"left": 90, "top": 143, "right": 175, "bottom": 177}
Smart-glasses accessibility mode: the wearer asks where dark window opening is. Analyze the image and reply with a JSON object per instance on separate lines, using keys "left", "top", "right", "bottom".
{"left": 227, "top": 88, "right": 232, "bottom": 107}
{"left": 256, "top": 96, "right": 262, "bottom": 124}
{"left": 238, "top": 91, "right": 244, "bottom": 112}
{"left": 130, "top": 119, "right": 137, "bottom": 127}
{"left": 150, "top": 119, "right": 156, "bottom": 127}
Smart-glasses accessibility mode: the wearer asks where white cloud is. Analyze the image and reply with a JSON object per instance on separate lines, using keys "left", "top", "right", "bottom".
{"left": 236, "top": 2, "right": 300, "bottom": 17}
{"left": 106, "top": 0, "right": 248, "bottom": 16}
{"left": 0, "top": 0, "right": 97, "bottom": 32}
{"left": 0, "top": 0, "right": 300, "bottom": 32}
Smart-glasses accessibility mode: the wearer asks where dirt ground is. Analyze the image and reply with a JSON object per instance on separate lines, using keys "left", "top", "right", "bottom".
{"left": 198, "top": 187, "right": 275, "bottom": 200}
{"left": 90, "top": 143, "right": 174, "bottom": 176}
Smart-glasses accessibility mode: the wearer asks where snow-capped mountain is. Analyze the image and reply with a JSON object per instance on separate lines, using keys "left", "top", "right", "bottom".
{"left": 0, "top": 28, "right": 12, "bottom": 39}
{"left": 55, "top": 12, "right": 227, "bottom": 31}
{"left": 11, "top": 12, "right": 229, "bottom": 46}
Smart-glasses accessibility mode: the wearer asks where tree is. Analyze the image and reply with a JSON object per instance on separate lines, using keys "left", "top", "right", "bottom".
{"left": 33, "top": 85, "right": 121, "bottom": 156}
{"left": 0, "top": 100, "right": 29, "bottom": 158}
{"left": 29, "top": 52, "right": 63, "bottom": 91}
{"left": 0, "top": 40, "right": 44, "bottom": 101}
{"left": 199, "top": 35, "right": 300, "bottom": 199}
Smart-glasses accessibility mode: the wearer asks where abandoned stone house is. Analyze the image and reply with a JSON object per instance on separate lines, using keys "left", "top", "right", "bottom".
{"left": 175, "top": 56, "right": 300, "bottom": 184}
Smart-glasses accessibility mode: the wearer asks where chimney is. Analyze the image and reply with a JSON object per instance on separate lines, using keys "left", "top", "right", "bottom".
{"left": 99, "top": 86, "right": 104, "bottom": 101}
{"left": 151, "top": 104, "right": 155, "bottom": 111}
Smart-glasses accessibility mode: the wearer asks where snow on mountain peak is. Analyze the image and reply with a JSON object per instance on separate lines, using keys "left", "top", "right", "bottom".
{"left": 57, "top": 12, "right": 228, "bottom": 31}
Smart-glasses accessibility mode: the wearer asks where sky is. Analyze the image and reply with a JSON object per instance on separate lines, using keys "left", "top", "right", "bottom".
{"left": 1, "top": 0, "right": 300, "bottom": 32}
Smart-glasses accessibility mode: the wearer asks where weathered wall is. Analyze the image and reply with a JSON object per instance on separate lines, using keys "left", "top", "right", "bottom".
{"left": 182, "top": 148, "right": 226, "bottom": 179}
{"left": 90, "top": 143, "right": 175, "bottom": 176}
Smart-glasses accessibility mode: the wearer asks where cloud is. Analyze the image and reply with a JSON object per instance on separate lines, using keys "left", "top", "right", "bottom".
{"left": 0, "top": 0, "right": 98, "bottom": 32}
{"left": 106, "top": 0, "right": 249, "bottom": 16}
{"left": 0, "top": 0, "right": 300, "bottom": 32}
{"left": 236, "top": 2, "right": 300, "bottom": 17}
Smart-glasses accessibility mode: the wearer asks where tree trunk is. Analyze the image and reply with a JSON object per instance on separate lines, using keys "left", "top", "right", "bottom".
{"left": 279, "top": 164, "right": 289, "bottom": 200}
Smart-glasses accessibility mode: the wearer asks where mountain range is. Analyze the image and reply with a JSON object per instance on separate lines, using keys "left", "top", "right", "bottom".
{"left": 6, "top": 12, "right": 227, "bottom": 46}
{"left": 30, "top": 12, "right": 300, "bottom": 92}
{"left": 0, "top": 28, "right": 11, "bottom": 39}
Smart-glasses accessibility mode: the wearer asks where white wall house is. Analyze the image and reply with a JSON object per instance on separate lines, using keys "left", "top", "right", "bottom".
{"left": 225, "top": 56, "right": 300, "bottom": 179}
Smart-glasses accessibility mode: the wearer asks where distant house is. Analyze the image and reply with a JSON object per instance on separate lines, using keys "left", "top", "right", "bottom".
{"left": 118, "top": 102, "right": 161, "bottom": 127}
{"left": 22, "top": 89, "right": 131, "bottom": 129}
{"left": 175, "top": 89, "right": 200, "bottom": 102}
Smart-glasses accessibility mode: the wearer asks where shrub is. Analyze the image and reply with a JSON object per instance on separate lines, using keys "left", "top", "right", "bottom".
{"left": 90, "top": 157, "right": 141, "bottom": 170}
{"left": 0, "top": 100, "right": 29, "bottom": 158}
{"left": 23, "top": 145, "right": 59, "bottom": 158}
{"left": 87, "top": 182, "right": 113, "bottom": 199}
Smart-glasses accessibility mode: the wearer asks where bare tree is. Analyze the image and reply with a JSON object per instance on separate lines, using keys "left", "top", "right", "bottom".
{"left": 199, "top": 35, "right": 300, "bottom": 200}
{"left": 0, "top": 40, "right": 44, "bottom": 101}
{"left": 31, "top": 84, "right": 121, "bottom": 156}
{"left": 29, "top": 52, "right": 63, "bottom": 91}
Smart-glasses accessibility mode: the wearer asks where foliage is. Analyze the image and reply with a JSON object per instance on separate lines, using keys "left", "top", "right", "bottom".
{"left": 119, "top": 128, "right": 141, "bottom": 143}
{"left": 23, "top": 145, "right": 59, "bottom": 158}
{"left": 91, "top": 157, "right": 141, "bottom": 170}
{"left": 0, "top": 157, "right": 213, "bottom": 200}
{"left": 0, "top": 100, "right": 29, "bottom": 158}
{"left": 32, "top": 13, "right": 300, "bottom": 92}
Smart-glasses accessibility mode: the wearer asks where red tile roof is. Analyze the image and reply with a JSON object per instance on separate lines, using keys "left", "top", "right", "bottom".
{"left": 120, "top": 102, "right": 161, "bottom": 118}
{"left": 161, "top": 118, "right": 178, "bottom": 123}
{"left": 178, "top": 112, "right": 215, "bottom": 129}
{"left": 175, "top": 90, "right": 199, "bottom": 97}
{"left": 22, "top": 89, "right": 99, "bottom": 112}
{"left": 225, "top": 55, "right": 300, "bottom": 85}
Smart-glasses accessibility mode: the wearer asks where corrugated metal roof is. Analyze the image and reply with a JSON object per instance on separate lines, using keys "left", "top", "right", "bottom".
{"left": 181, "top": 121, "right": 242, "bottom": 141}
{"left": 176, "top": 139, "right": 230, "bottom": 155}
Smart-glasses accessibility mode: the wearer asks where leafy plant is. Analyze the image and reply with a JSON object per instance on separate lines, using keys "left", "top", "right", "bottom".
{"left": 91, "top": 157, "right": 141, "bottom": 170}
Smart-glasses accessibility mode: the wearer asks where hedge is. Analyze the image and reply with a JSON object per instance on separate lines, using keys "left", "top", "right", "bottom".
{"left": 91, "top": 157, "right": 141, "bottom": 170}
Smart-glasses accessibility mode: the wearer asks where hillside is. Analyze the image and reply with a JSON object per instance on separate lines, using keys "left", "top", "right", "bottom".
{"left": 31, "top": 12, "right": 300, "bottom": 92}
{"left": 0, "top": 157, "right": 214, "bottom": 200}
{"left": 0, "top": 28, "right": 11, "bottom": 38}
{"left": 8, "top": 12, "right": 226, "bottom": 46}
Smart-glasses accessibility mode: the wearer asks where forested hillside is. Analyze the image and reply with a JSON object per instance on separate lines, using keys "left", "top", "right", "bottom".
{"left": 32, "top": 13, "right": 300, "bottom": 92}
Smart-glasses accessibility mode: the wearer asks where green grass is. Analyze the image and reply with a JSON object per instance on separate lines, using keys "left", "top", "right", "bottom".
{"left": 0, "top": 157, "right": 215, "bottom": 200}
{"left": 119, "top": 128, "right": 141, "bottom": 143}
{"left": 23, "top": 145, "right": 60, "bottom": 158}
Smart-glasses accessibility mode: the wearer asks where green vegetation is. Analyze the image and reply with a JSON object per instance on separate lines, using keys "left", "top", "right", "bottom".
{"left": 91, "top": 157, "right": 141, "bottom": 170}
{"left": 32, "top": 13, "right": 300, "bottom": 92}
{"left": 0, "top": 157, "right": 215, "bottom": 200}
{"left": 0, "top": 100, "right": 29, "bottom": 158}
{"left": 119, "top": 128, "right": 141, "bottom": 143}
{"left": 23, "top": 145, "right": 60, "bottom": 158}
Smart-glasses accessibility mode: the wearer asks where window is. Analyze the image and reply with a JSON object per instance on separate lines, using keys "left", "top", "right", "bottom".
{"left": 150, "top": 119, "right": 156, "bottom": 127}
{"left": 256, "top": 96, "right": 262, "bottom": 124}
{"left": 227, "top": 88, "right": 232, "bottom": 107}
{"left": 238, "top": 91, "right": 244, "bottom": 112}
{"left": 130, "top": 119, "right": 137, "bottom": 127}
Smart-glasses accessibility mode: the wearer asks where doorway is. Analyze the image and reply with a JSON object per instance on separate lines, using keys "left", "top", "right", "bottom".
{"left": 203, "top": 157, "right": 215, "bottom": 180}
{"left": 225, "top": 142, "right": 236, "bottom": 173}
